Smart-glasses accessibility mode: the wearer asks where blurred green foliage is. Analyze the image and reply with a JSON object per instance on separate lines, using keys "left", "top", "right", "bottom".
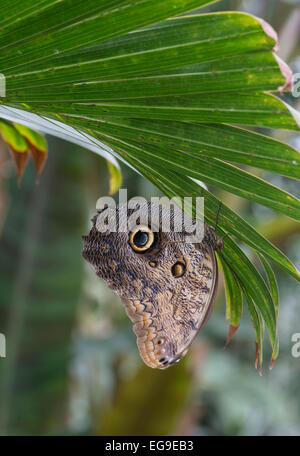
{"left": 0, "top": 137, "right": 87, "bottom": 434}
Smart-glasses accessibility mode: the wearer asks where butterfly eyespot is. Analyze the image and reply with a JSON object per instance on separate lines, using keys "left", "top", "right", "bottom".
{"left": 149, "top": 260, "right": 158, "bottom": 268}
{"left": 129, "top": 225, "right": 155, "bottom": 253}
{"left": 158, "top": 358, "right": 169, "bottom": 366}
{"left": 157, "top": 338, "right": 165, "bottom": 345}
{"left": 171, "top": 261, "right": 186, "bottom": 278}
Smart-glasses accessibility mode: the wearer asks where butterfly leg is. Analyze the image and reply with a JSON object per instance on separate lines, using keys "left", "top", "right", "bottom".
{"left": 214, "top": 201, "right": 223, "bottom": 231}
{"left": 203, "top": 202, "right": 226, "bottom": 250}
{"left": 214, "top": 201, "right": 231, "bottom": 247}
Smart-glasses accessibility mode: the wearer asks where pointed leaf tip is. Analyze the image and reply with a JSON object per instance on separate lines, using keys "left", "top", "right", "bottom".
{"left": 0, "top": 120, "right": 30, "bottom": 182}
{"left": 254, "top": 342, "right": 263, "bottom": 375}
{"left": 225, "top": 324, "right": 239, "bottom": 346}
{"left": 257, "top": 17, "right": 279, "bottom": 52}
{"left": 255, "top": 342, "right": 259, "bottom": 369}
{"left": 13, "top": 123, "right": 48, "bottom": 182}
{"left": 30, "top": 144, "right": 47, "bottom": 183}
{"left": 8, "top": 147, "right": 29, "bottom": 185}
{"left": 269, "top": 357, "right": 275, "bottom": 370}
{"left": 257, "top": 17, "right": 293, "bottom": 91}
{"left": 274, "top": 54, "right": 293, "bottom": 92}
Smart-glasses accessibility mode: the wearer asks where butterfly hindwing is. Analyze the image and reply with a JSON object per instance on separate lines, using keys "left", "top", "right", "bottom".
{"left": 82, "top": 202, "right": 222, "bottom": 369}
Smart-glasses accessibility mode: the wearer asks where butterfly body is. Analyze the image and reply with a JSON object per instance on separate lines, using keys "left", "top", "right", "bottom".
{"left": 82, "top": 202, "right": 223, "bottom": 369}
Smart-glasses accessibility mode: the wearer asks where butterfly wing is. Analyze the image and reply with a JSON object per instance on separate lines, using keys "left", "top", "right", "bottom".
{"left": 121, "top": 242, "right": 218, "bottom": 369}
{"left": 82, "top": 203, "right": 222, "bottom": 370}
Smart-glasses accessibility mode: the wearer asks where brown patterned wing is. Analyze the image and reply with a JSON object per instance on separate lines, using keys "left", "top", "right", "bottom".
{"left": 121, "top": 242, "right": 218, "bottom": 369}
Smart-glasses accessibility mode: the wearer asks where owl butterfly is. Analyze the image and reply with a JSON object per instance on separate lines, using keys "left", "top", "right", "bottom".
{"left": 82, "top": 202, "right": 223, "bottom": 369}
